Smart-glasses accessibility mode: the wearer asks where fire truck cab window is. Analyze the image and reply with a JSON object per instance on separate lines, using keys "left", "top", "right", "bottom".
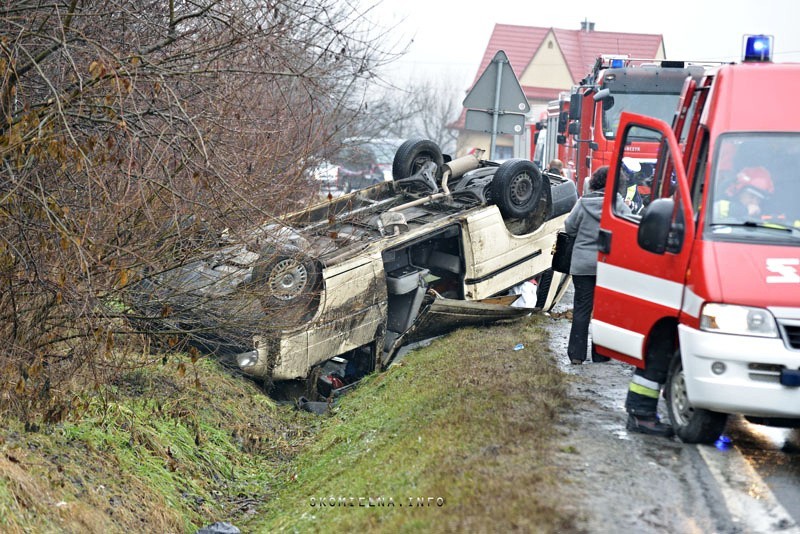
{"left": 602, "top": 93, "right": 682, "bottom": 140}
{"left": 708, "top": 133, "right": 800, "bottom": 236}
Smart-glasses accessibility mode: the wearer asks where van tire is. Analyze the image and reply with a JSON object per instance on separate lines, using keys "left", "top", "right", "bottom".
{"left": 665, "top": 350, "right": 728, "bottom": 444}
{"left": 392, "top": 138, "right": 444, "bottom": 180}
{"left": 491, "top": 159, "right": 544, "bottom": 219}
{"left": 251, "top": 248, "right": 321, "bottom": 325}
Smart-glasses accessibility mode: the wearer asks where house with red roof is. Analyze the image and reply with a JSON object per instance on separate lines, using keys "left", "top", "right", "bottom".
{"left": 454, "top": 21, "right": 665, "bottom": 158}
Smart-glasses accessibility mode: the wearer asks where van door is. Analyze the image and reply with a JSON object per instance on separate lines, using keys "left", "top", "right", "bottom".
{"left": 591, "top": 112, "right": 695, "bottom": 367}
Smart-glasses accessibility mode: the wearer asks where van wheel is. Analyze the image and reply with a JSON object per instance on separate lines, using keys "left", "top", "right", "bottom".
{"left": 392, "top": 138, "right": 444, "bottom": 180}
{"left": 491, "top": 159, "right": 545, "bottom": 219}
{"left": 665, "top": 349, "right": 728, "bottom": 443}
{"left": 251, "top": 248, "right": 321, "bottom": 324}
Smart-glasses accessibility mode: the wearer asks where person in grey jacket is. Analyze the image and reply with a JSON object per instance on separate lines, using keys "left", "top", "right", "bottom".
{"left": 565, "top": 166, "right": 630, "bottom": 364}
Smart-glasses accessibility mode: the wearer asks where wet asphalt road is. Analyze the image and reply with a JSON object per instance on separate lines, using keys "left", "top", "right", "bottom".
{"left": 547, "top": 282, "right": 800, "bottom": 533}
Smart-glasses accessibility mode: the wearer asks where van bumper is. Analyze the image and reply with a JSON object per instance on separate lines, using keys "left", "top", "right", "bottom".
{"left": 678, "top": 325, "right": 800, "bottom": 418}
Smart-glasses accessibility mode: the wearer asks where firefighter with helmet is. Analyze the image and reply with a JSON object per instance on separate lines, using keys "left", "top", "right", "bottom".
{"left": 619, "top": 157, "right": 643, "bottom": 212}
{"left": 715, "top": 166, "right": 774, "bottom": 220}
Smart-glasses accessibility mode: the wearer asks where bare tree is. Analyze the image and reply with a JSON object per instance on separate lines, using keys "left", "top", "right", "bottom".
{"left": 0, "top": 0, "right": 400, "bottom": 418}
{"left": 378, "top": 77, "right": 462, "bottom": 154}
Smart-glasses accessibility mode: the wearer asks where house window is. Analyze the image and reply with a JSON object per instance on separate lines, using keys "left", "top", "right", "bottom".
{"left": 494, "top": 146, "right": 513, "bottom": 160}
{"left": 548, "top": 41, "right": 553, "bottom": 49}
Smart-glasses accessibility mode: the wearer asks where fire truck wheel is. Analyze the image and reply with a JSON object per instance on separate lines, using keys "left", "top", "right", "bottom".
{"left": 392, "top": 138, "right": 444, "bottom": 180}
{"left": 665, "top": 350, "right": 728, "bottom": 444}
{"left": 491, "top": 159, "right": 545, "bottom": 220}
{"left": 251, "top": 247, "right": 322, "bottom": 325}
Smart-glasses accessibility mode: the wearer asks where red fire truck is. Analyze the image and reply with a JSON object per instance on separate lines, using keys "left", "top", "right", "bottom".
{"left": 592, "top": 35, "right": 800, "bottom": 443}
{"left": 556, "top": 55, "right": 706, "bottom": 196}
{"left": 532, "top": 94, "right": 573, "bottom": 179}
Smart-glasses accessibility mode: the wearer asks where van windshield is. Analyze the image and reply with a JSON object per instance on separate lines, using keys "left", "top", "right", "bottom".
{"left": 707, "top": 133, "right": 800, "bottom": 241}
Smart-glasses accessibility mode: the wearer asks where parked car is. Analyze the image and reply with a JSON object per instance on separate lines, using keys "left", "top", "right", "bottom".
{"left": 333, "top": 138, "right": 405, "bottom": 192}
{"left": 310, "top": 161, "right": 339, "bottom": 191}
{"left": 127, "top": 139, "right": 578, "bottom": 392}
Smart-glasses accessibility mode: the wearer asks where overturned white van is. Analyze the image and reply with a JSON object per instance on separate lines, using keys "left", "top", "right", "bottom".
{"left": 130, "top": 139, "right": 577, "bottom": 387}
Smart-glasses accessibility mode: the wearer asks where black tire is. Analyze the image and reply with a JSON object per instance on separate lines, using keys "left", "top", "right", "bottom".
{"left": 391, "top": 138, "right": 444, "bottom": 180}
{"left": 535, "top": 269, "right": 554, "bottom": 309}
{"left": 665, "top": 350, "right": 728, "bottom": 444}
{"left": 490, "top": 159, "right": 544, "bottom": 219}
{"left": 251, "top": 248, "right": 321, "bottom": 324}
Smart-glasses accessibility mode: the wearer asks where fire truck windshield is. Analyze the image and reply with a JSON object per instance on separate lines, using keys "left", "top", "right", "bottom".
{"left": 708, "top": 133, "right": 800, "bottom": 239}
{"left": 602, "top": 92, "right": 682, "bottom": 140}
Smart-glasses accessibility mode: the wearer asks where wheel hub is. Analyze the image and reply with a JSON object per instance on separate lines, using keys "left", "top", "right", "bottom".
{"left": 510, "top": 173, "right": 533, "bottom": 206}
{"left": 268, "top": 259, "right": 308, "bottom": 301}
{"left": 670, "top": 369, "right": 693, "bottom": 426}
{"left": 411, "top": 155, "right": 432, "bottom": 174}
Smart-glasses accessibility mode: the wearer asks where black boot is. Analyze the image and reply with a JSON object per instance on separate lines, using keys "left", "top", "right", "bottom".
{"left": 626, "top": 414, "right": 674, "bottom": 438}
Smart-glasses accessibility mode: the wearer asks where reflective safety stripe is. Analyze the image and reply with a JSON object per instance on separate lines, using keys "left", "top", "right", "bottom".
{"left": 631, "top": 374, "right": 660, "bottom": 391}
{"left": 629, "top": 382, "right": 660, "bottom": 399}
{"left": 718, "top": 199, "right": 730, "bottom": 217}
{"left": 626, "top": 185, "right": 636, "bottom": 203}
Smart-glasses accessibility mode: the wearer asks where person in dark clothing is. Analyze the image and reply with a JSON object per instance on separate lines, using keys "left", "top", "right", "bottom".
{"left": 547, "top": 159, "right": 565, "bottom": 176}
{"left": 564, "top": 166, "right": 630, "bottom": 365}
{"left": 625, "top": 363, "right": 675, "bottom": 437}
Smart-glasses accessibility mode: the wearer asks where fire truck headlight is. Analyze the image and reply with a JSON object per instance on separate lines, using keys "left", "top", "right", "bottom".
{"left": 700, "top": 303, "right": 779, "bottom": 338}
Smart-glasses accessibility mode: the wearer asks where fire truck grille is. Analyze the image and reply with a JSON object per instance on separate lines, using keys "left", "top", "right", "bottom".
{"left": 780, "top": 323, "right": 800, "bottom": 350}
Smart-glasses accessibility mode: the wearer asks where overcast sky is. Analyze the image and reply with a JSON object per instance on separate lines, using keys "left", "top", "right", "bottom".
{"left": 369, "top": 0, "right": 800, "bottom": 89}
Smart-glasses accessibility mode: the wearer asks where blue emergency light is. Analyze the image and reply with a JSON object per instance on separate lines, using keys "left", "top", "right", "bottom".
{"left": 743, "top": 34, "right": 773, "bottom": 62}
{"left": 610, "top": 58, "right": 625, "bottom": 68}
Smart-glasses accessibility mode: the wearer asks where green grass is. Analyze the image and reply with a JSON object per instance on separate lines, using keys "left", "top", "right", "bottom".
{"left": 0, "top": 315, "right": 578, "bottom": 533}
{"left": 246, "top": 315, "right": 577, "bottom": 533}
{"left": 0, "top": 356, "right": 310, "bottom": 533}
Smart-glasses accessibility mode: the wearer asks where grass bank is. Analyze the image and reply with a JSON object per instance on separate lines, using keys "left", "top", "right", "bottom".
{"left": 0, "top": 314, "right": 576, "bottom": 533}
{"left": 246, "top": 314, "right": 577, "bottom": 532}
{"left": 0, "top": 356, "right": 312, "bottom": 533}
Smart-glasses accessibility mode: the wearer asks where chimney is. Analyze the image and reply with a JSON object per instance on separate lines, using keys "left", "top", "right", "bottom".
{"left": 580, "top": 18, "right": 595, "bottom": 32}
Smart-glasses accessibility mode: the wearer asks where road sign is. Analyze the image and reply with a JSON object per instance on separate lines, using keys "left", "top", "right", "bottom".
{"left": 462, "top": 50, "right": 529, "bottom": 158}
{"left": 464, "top": 109, "right": 525, "bottom": 135}
{"left": 463, "top": 50, "right": 530, "bottom": 114}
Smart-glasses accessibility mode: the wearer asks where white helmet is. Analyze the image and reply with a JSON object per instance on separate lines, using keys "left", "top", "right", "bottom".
{"left": 621, "top": 157, "right": 641, "bottom": 174}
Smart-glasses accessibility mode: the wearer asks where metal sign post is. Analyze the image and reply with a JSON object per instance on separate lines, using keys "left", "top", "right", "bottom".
{"left": 463, "top": 50, "right": 530, "bottom": 158}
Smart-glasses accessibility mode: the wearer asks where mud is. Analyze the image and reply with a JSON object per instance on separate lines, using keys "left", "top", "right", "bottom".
{"left": 544, "top": 284, "right": 741, "bottom": 533}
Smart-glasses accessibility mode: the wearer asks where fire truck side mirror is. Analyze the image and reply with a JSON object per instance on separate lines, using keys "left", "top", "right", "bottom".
{"left": 637, "top": 198, "right": 674, "bottom": 254}
{"left": 557, "top": 111, "right": 569, "bottom": 133}
{"left": 568, "top": 122, "right": 580, "bottom": 135}
{"left": 593, "top": 88, "right": 615, "bottom": 111}
{"left": 569, "top": 93, "right": 582, "bottom": 120}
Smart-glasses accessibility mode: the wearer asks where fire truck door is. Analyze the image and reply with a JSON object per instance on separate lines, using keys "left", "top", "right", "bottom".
{"left": 591, "top": 113, "right": 695, "bottom": 367}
